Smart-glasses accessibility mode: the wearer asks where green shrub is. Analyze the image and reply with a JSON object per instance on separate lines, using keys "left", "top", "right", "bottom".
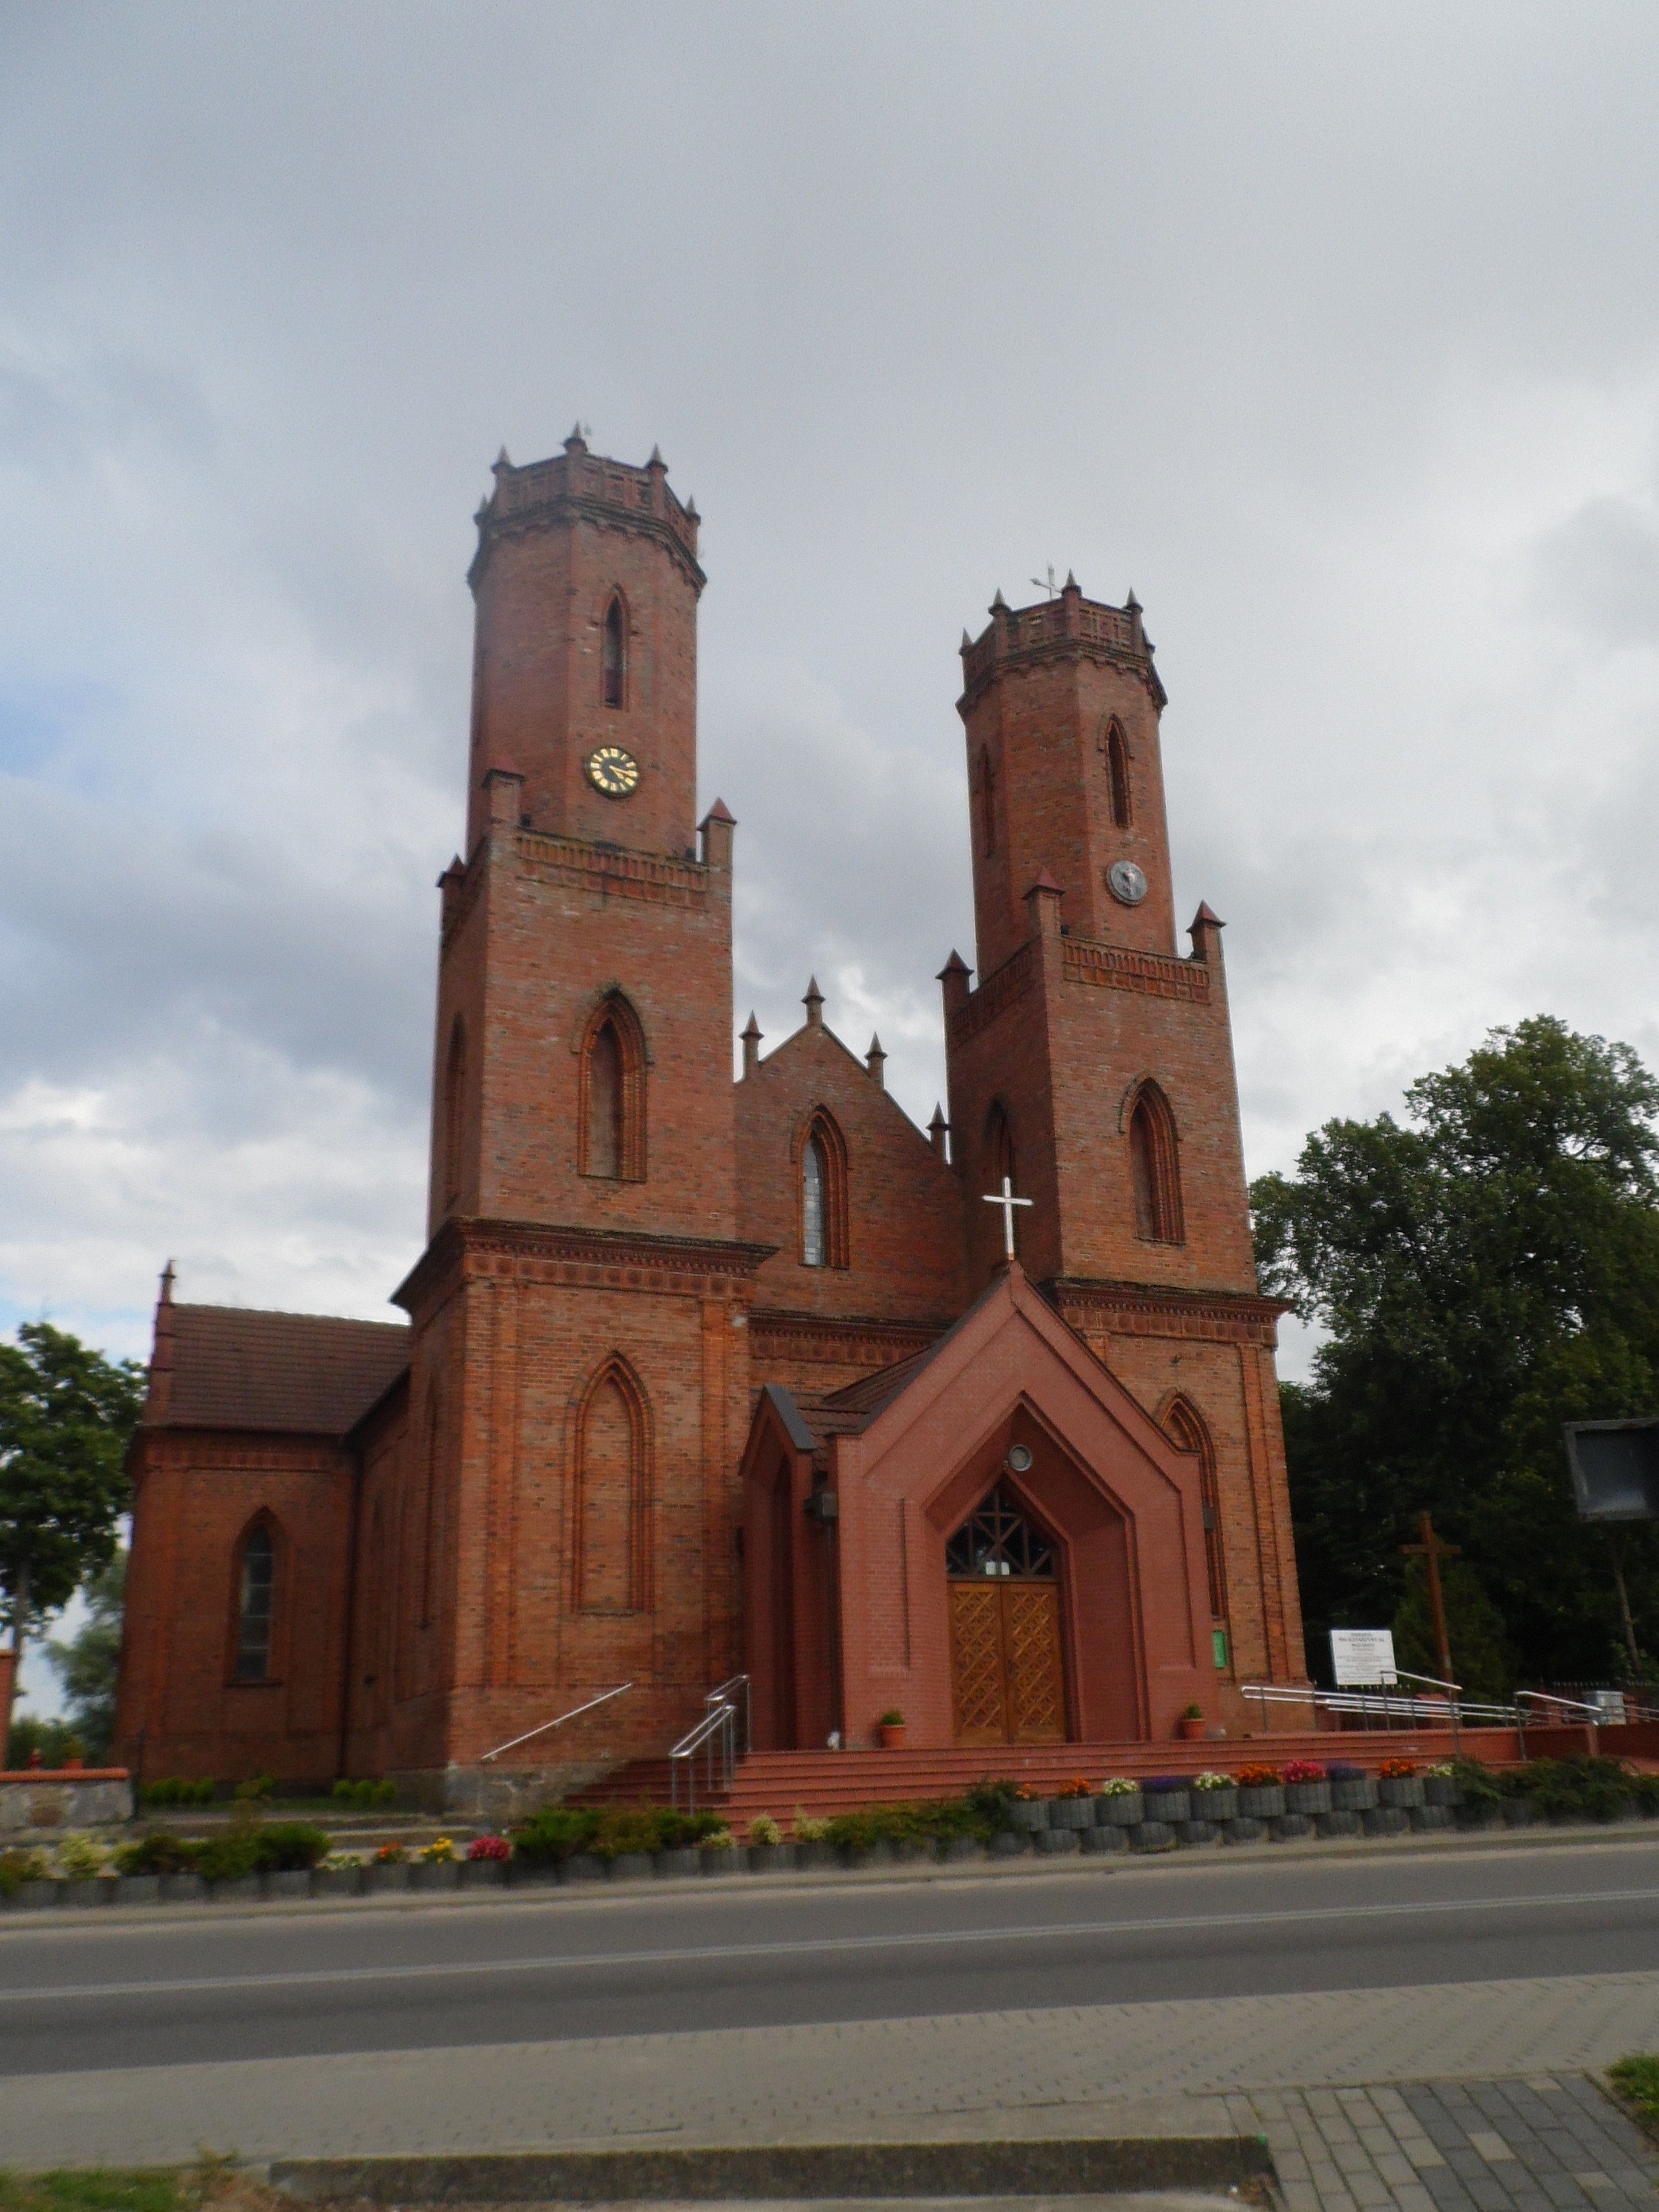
{"left": 652, "top": 1810, "right": 727, "bottom": 1849}
{"left": 1447, "top": 1757, "right": 1505, "bottom": 1807}
{"left": 233, "top": 1775, "right": 274, "bottom": 1804}
{"left": 0, "top": 1846, "right": 50, "bottom": 1896}
{"left": 964, "top": 1777, "right": 1019, "bottom": 1825}
{"left": 253, "top": 1822, "right": 331, "bottom": 1872}
{"left": 113, "top": 1831, "right": 202, "bottom": 1876}
{"left": 193, "top": 1829, "right": 264, "bottom": 1883}
{"left": 139, "top": 1777, "right": 215, "bottom": 1808}
{"left": 510, "top": 1806, "right": 601, "bottom": 1864}
{"left": 331, "top": 1777, "right": 397, "bottom": 1808}
{"left": 792, "top": 1811, "right": 830, "bottom": 1842}
{"left": 588, "top": 1808, "right": 663, "bottom": 1860}
{"left": 54, "top": 1832, "right": 110, "bottom": 1879}
{"left": 1517, "top": 1756, "right": 1637, "bottom": 1822}
{"left": 747, "top": 1814, "right": 782, "bottom": 1845}
{"left": 1608, "top": 2053, "right": 1659, "bottom": 2138}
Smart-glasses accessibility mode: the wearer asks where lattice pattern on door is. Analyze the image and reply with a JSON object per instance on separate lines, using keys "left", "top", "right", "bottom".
{"left": 948, "top": 1583, "right": 1006, "bottom": 1745}
{"left": 947, "top": 1486, "right": 1066, "bottom": 1745}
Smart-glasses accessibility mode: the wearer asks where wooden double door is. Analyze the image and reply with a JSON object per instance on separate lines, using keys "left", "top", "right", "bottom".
{"left": 949, "top": 1577, "right": 1066, "bottom": 1745}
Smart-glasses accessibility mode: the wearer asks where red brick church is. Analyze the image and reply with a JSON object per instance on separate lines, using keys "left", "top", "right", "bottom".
{"left": 114, "top": 431, "right": 1307, "bottom": 1804}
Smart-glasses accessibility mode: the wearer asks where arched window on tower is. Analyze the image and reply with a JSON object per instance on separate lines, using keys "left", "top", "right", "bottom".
{"left": 233, "top": 1520, "right": 276, "bottom": 1682}
{"left": 798, "top": 1110, "right": 848, "bottom": 1268}
{"left": 579, "top": 994, "right": 647, "bottom": 1179}
{"left": 1163, "top": 1395, "right": 1228, "bottom": 1645}
{"left": 602, "top": 594, "right": 627, "bottom": 708}
{"left": 443, "top": 1016, "right": 466, "bottom": 1205}
{"left": 575, "top": 1357, "right": 651, "bottom": 1613}
{"left": 1104, "top": 719, "right": 1131, "bottom": 830}
{"left": 1128, "top": 1081, "right": 1184, "bottom": 1245}
{"left": 980, "top": 748, "right": 997, "bottom": 857}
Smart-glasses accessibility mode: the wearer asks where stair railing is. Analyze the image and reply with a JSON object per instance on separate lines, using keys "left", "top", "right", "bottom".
{"left": 479, "top": 1681, "right": 634, "bottom": 1765}
{"left": 669, "top": 1673, "right": 751, "bottom": 1811}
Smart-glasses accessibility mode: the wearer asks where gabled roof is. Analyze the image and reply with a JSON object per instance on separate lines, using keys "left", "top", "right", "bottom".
{"left": 148, "top": 1304, "right": 411, "bottom": 1437}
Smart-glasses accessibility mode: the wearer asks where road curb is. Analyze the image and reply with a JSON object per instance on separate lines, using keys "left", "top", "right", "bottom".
{"left": 269, "top": 2134, "right": 1275, "bottom": 2202}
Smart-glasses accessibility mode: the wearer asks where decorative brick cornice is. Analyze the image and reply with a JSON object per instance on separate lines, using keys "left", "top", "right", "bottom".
{"left": 1045, "top": 1274, "right": 1291, "bottom": 1348}
{"left": 393, "top": 1218, "right": 778, "bottom": 1318}
{"left": 469, "top": 443, "right": 704, "bottom": 596}
{"left": 1062, "top": 936, "right": 1211, "bottom": 1005}
{"left": 136, "top": 1431, "right": 352, "bottom": 1469}
{"left": 748, "top": 1307, "right": 947, "bottom": 1370}
{"left": 947, "top": 940, "right": 1035, "bottom": 1049}
{"left": 959, "top": 590, "right": 1166, "bottom": 715}
{"left": 514, "top": 830, "right": 712, "bottom": 912}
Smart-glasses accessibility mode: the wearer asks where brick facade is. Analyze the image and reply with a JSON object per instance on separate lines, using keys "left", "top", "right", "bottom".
{"left": 115, "top": 439, "right": 1305, "bottom": 1796}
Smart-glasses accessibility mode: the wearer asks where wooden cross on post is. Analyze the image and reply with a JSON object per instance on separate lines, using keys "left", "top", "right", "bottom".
{"left": 1401, "top": 1510, "right": 1460, "bottom": 1689}
{"left": 982, "top": 1175, "right": 1034, "bottom": 1261}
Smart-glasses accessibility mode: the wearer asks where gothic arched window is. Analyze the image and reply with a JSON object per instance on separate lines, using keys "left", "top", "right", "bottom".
{"left": 602, "top": 594, "right": 627, "bottom": 709}
{"left": 575, "top": 1358, "right": 651, "bottom": 1613}
{"left": 1163, "top": 1395, "right": 1228, "bottom": 1630}
{"left": 443, "top": 1016, "right": 466, "bottom": 1205}
{"left": 798, "top": 1110, "right": 848, "bottom": 1268}
{"left": 233, "top": 1520, "right": 276, "bottom": 1682}
{"left": 1128, "top": 1081, "right": 1184, "bottom": 1245}
{"left": 579, "top": 994, "right": 647, "bottom": 1180}
{"left": 1104, "top": 719, "right": 1131, "bottom": 830}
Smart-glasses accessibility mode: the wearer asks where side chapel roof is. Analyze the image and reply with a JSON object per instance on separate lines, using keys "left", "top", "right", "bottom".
{"left": 148, "top": 1303, "right": 411, "bottom": 1437}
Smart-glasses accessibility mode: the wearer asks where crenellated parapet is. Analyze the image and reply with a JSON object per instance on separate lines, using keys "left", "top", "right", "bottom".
{"left": 958, "top": 577, "right": 1165, "bottom": 713}
{"left": 469, "top": 427, "right": 704, "bottom": 594}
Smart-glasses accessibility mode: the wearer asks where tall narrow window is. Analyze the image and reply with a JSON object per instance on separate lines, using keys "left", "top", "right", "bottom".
{"left": 1164, "top": 1396, "right": 1228, "bottom": 1630}
{"left": 419, "top": 1391, "right": 441, "bottom": 1630}
{"left": 980, "top": 749, "right": 997, "bottom": 857}
{"left": 443, "top": 1016, "right": 466, "bottom": 1204}
{"left": 1128, "top": 1081, "right": 1184, "bottom": 1244}
{"left": 797, "top": 1111, "right": 848, "bottom": 1267}
{"left": 1104, "top": 719, "right": 1131, "bottom": 830}
{"left": 602, "top": 594, "right": 626, "bottom": 708}
{"left": 576, "top": 1359, "right": 649, "bottom": 1612}
{"left": 579, "top": 993, "right": 647, "bottom": 1179}
{"left": 235, "top": 1523, "right": 275, "bottom": 1682}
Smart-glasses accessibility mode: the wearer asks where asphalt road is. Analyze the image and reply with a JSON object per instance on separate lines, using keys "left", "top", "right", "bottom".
{"left": 6, "top": 1834, "right": 1659, "bottom": 2078}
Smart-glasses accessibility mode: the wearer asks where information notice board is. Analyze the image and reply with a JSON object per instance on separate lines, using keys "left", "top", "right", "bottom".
{"left": 1330, "top": 1627, "right": 1397, "bottom": 1685}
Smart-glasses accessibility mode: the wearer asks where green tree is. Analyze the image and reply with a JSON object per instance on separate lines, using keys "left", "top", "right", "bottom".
{"left": 44, "top": 1549, "right": 126, "bottom": 1759}
{"left": 0, "top": 1323, "right": 145, "bottom": 1753}
{"left": 1253, "top": 1017, "right": 1659, "bottom": 1685}
{"left": 1392, "top": 1558, "right": 1516, "bottom": 1704}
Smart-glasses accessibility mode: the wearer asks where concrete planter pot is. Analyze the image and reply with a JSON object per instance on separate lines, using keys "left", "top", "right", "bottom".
{"left": 260, "top": 1869, "right": 313, "bottom": 1901}
{"left": 161, "top": 1872, "right": 207, "bottom": 1903}
{"left": 17, "top": 1879, "right": 61, "bottom": 1908}
{"left": 892, "top": 1837, "right": 932, "bottom": 1864}
{"left": 1008, "top": 1800, "right": 1049, "bottom": 1832}
{"left": 1423, "top": 1775, "right": 1460, "bottom": 1808}
{"left": 210, "top": 1876, "right": 261, "bottom": 1904}
{"left": 312, "top": 1865, "right": 363, "bottom": 1897}
{"left": 1270, "top": 1813, "right": 1316, "bottom": 1841}
{"left": 366, "top": 1861, "right": 412, "bottom": 1892}
{"left": 1222, "top": 1817, "right": 1268, "bottom": 1845}
{"left": 701, "top": 1848, "right": 744, "bottom": 1875}
{"left": 117, "top": 1874, "right": 162, "bottom": 1906}
{"left": 1191, "top": 1788, "right": 1237, "bottom": 1823}
{"left": 506, "top": 1861, "right": 556, "bottom": 1887}
{"left": 1315, "top": 1810, "right": 1364, "bottom": 1839}
{"left": 62, "top": 1877, "right": 119, "bottom": 1908}
{"left": 1130, "top": 1821, "right": 1176, "bottom": 1852}
{"left": 654, "top": 1848, "right": 702, "bottom": 1877}
{"left": 1142, "top": 1789, "right": 1191, "bottom": 1825}
{"left": 1455, "top": 1803, "right": 1504, "bottom": 1831}
{"left": 1409, "top": 1805, "right": 1454, "bottom": 1832}
{"left": 1330, "top": 1777, "right": 1378, "bottom": 1812}
{"left": 989, "top": 1831, "right": 1027, "bottom": 1857}
{"left": 1362, "top": 1807, "right": 1410, "bottom": 1837}
{"left": 1237, "top": 1785, "right": 1285, "bottom": 1820}
{"left": 939, "top": 1835, "right": 982, "bottom": 1864}
{"left": 747, "top": 1843, "right": 797, "bottom": 1873}
{"left": 1378, "top": 1777, "right": 1425, "bottom": 1809}
{"left": 1080, "top": 1823, "right": 1126, "bottom": 1853}
{"left": 607, "top": 1852, "right": 654, "bottom": 1881}
{"left": 1097, "top": 1792, "right": 1143, "bottom": 1826}
{"left": 1048, "top": 1798, "right": 1095, "bottom": 1830}
{"left": 412, "top": 1860, "right": 462, "bottom": 1891}
{"left": 792, "top": 1841, "right": 834, "bottom": 1871}
{"left": 1285, "top": 1783, "right": 1332, "bottom": 1817}
{"left": 562, "top": 1854, "right": 606, "bottom": 1882}
{"left": 1176, "top": 1819, "right": 1221, "bottom": 1847}
{"left": 1502, "top": 1797, "right": 1537, "bottom": 1827}
{"left": 460, "top": 1859, "right": 506, "bottom": 1889}
{"left": 1035, "top": 1827, "right": 1079, "bottom": 1855}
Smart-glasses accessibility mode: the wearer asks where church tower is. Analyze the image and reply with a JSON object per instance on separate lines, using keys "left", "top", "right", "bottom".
{"left": 368, "top": 435, "right": 762, "bottom": 1788}
{"left": 941, "top": 579, "right": 1303, "bottom": 1700}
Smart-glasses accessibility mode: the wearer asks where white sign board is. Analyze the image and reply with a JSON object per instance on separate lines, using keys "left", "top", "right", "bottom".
{"left": 1330, "top": 1628, "right": 1397, "bottom": 1686}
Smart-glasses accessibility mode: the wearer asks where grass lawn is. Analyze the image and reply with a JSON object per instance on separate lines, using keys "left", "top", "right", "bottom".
{"left": 1607, "top": 2055, "right": 1659, "bottom": 2142}
{"left": 0, "top": 2157, "right": 287, "bottom": 2212}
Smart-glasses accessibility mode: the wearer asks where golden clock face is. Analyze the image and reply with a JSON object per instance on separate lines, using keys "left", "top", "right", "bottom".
{"left": 585, "top": 744, "right": 640, "bottom": 797}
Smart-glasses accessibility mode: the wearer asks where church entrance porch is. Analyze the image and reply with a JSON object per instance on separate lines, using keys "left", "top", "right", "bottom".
{"left": 946, "top": 1484, "right": 1066, "bottom": 1746}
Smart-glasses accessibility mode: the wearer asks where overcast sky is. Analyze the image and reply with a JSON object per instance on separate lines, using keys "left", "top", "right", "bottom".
{"left": 3, "top": 1, "right": 1658, "bottom": 1424}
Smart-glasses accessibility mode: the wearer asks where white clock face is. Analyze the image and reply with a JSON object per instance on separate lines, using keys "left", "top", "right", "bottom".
{"left": 1108, "top": 860, "right": 1147, "bottom": 906}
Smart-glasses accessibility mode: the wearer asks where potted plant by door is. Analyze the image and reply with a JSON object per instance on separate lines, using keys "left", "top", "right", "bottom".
{"left": 877, "top": 1710, "right": 907, "bottom": 1750}
{"left": 1176, "top": 1702, "right": 1207, "bottom": 1742}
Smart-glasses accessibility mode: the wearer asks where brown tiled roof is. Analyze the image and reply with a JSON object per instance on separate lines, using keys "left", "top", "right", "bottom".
{"left": 149, "top": 1304, "right": 410, "bottom": 1437}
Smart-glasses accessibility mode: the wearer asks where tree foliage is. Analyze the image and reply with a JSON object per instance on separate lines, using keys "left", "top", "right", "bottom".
{"left": 45, "top": 1549, "right": 126, "bottom": 1758}
{"left": 1253, "top": 1017, "right": 1659, "bottom": 1684}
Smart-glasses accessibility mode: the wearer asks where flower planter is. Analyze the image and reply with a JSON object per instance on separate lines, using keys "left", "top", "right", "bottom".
{"left": 1237, "top": 1785, "right": 1285, "bottom": 1820}
{"left": 893, "top": 1837, "right": 931, "bottom": 1863}
{"left": 1081, "top": 1824, "right": 1126, "bottom": 1853}
{"left": 1142, "top": 1789, "right": 1191, "bottom": 1825}
{"left": 1191, "top": 1788, "right": 1238, "bottom": 1823}
{"left": 939, "top": 1835, "right": 981, "bottom": 1864}
{"left": 1176, "top": 1819, "right": 1221, "bottom": 1847}
{"left": 117, "top": 1874, "right": 162, "bottom": 1907}
{"left": 1130, "top": 1821, "right": 1176, "bottom": 1852}
{"left": 1285, "top": 1783, "right": 1331, "bottom": 1817}
{"left": 1222, "top": 1817, "right": 1267, "bottom": 1845}
{"left": 62, "top": 1877, "right": 118, "bottom": 1909}
{"left": 1035, "top": 1827, "right": 1079, "bottom": 1854}
{"left": 878, "top": 1724, "right": 906, "bottom": 1750}
{"left": 792, "top": 1841, "right": 834, "bottom": 1871}
{"left": 1423, "top": 1776, "right": 1460, "bottom": 1808}
{"left": 1456, "top": 1803, "right": 1504, "bottom": 1831}
{"left": 1315, "top": 1810, "right": 1364, "bottom": 1839}
{"left": 1378, "top": 1777, "right": 1424, "bottom": 1809}
{"left": 1501, "top": 1798, "right": 1536, "bottom": 1828}
{"left": 16, "top": 1879, "right": 60, "bottom": 1909}
{"left": 607, "top": 1852, "right": 654, "bottom": 1880}
{"left": 412, "top": 1860, "right": 462, "bottom": 1891}
{"left": 654, "top": 1848, "right": 702, "bottom": 1877}
{"left": 312, "top": 1865, "right": 363, "bottom": 1896}
{"left": 1097, "top": 1792, "right": 1143, "bottom": 1827}
{"left": 262, "top": 1869, "right": 312, "bottom": 1900}
{"left": 162, "top": 1872, "right": 207, "bottom": 1903}
{"left": 1049, "top": 1798, "right": 1094, "bottom": 1831}
{"left": 1362, "top": 1807, "right": 1410, "bottom": 1837}
{"left": 748, "top": 1843, "right": 797, "bottom": 1873}
{"left": 460, "top": 1859, "right": 506, "bottom": 1889}
{"left": 1330, "top": 1778, "right": 1378, "bottom": 1813}
{"left": 562, "top": 1853, "right": 606, "bottom": 1882}
{"left": 1409, "top": 1806, "right": 1453, "bottom": 1832}
{"left": 989, "top": 1830, "right": 1027, "bottom": 1857}
{"left": 1009, "top": 1800, "right": 1049, "bottom": 1833}
{"left": 701, "top": 1848, "right": 744, "bottom": 1875}
{"left": 210, "top": 1876, "right": 261, "bottom": 1904}
{"left": 1271, "top": 1813, "right": 1315, "bottom": 1841}
{"left": 1177, "top": 1716, "right": 1207, "bottom": 1741}
{"left": 366, "top": 1861, "right": 412, "bottom": 1892}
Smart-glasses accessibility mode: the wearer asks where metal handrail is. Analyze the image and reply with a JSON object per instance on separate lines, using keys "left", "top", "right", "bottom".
{"left": 1516, "top": 1689, "right": 1606, "bottom": 1725}
{"left": 1239, "top": 1679, "right": 1510, "bottom": 1749}
{"left": 669, "top": 1698, "right": 738, "bottom": 1812}
{"left": 705, "top": 1672, "right": 751, "bottom": 1756}
{"left": 479, "top": 1681, "right": 634, "bottom": 1765}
